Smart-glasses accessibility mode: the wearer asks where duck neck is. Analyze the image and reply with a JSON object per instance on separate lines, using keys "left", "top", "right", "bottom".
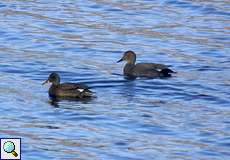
{"left": 124, "top": 63, "right": 135, "bottom": 76}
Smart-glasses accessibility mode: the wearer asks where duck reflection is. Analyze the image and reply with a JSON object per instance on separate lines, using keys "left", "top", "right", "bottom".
{"left": 48, "top": 96, "right": 94, "bottom": 108}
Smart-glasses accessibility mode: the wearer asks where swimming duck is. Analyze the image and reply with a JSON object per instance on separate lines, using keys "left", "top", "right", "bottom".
{"left": 117, "top": 50, "right": 175, "bottom": 78}
{"left": 42, "top": 72, "right": 93, "bottom": 98}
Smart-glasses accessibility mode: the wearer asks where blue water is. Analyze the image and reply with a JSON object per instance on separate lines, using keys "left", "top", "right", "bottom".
{"left": 0, "top": 0, "right": 229, "bottom": 159}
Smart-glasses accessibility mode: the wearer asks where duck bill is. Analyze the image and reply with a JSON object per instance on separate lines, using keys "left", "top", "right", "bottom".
{"left": 117, "top": 58, "right": 123, "bottom": 63}
{"left": 42, "top": 79, "right": 49, "bottom": 85}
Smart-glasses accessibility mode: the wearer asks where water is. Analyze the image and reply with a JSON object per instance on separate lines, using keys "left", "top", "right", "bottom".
{"left": 0, "top": 0, "right": 229, "bottom": 159}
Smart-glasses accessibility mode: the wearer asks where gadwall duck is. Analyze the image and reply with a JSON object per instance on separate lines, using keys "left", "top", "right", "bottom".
{"left": 43, "top": 72, "right": 93, "bottom": 98}
{"left": 117, "top": 50, "right": 175, "bottom": 78}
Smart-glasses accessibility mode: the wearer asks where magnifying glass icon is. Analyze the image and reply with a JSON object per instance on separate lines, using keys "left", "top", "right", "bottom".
{"left": 3, "top": 141, "right": 18, "bottom": 157}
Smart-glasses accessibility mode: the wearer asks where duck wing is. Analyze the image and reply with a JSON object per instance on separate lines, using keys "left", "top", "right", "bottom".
{"left": 59, "top": 83, "right": 88, "bottom": 90}
{"left": 135, "top": 63, "right": 169, "bottom": 70}
{"left": 56, "top": 83, "right": 92, "bottom": 97}
{"left": 132, "top": 67, "right": 160, "bottom": 77}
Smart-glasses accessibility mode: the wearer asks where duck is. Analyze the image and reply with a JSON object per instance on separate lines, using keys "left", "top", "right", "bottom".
{"left": 117, "top": 50, "right": 175, "bottom": 79}
{"left": 42, "top": 72, "right": 93, "bottom": 98}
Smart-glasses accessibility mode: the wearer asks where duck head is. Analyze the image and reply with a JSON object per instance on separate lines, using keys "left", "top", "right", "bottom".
{"left": 117, "top": 50, "right": 136, "bottom": 64}
{"left": 42, "top": 72, "right": 60, "bottom": 85}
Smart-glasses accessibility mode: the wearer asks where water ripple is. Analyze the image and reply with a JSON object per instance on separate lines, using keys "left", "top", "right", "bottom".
{"left": 0, "top": 0, "right": 229, "bottom": 159}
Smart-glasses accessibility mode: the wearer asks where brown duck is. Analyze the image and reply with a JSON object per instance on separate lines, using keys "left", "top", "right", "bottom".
{"left": 43, "top": 72, "right": 93, "bottom": 98}
{"left": 117, "top": 50, "right": 175, "bottom": 78}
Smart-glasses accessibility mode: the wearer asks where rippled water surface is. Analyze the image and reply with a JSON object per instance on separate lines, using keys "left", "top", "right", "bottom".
{"left": 0, "top": 0, "right": 229, "bottom": 159}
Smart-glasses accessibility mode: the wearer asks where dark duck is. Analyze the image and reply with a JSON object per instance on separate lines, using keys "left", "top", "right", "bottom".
{"left": 117, "top": 50, "right": 176, "bottom": 79}
{"left": 43, "top": 72, "right": 93, "bottom": 98}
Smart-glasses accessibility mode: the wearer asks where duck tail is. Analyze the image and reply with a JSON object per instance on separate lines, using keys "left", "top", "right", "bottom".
{"left": 160, "top": 68, "right": 176, "bottom": 77}
{"left": 81, "top": 89, "right": 93, "bottom": 97}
